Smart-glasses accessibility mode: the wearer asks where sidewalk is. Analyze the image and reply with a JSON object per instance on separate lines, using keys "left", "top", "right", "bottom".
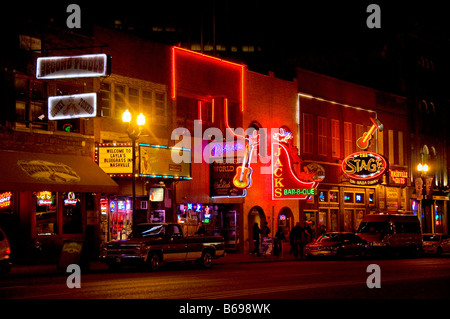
{"left": 4, "top": 251, "right": 300, "bottom": 278}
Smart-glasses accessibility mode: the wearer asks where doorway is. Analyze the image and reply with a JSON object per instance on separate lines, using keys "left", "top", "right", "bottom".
{"left": 248, "top": 206, "right": 266, "bottom": 252}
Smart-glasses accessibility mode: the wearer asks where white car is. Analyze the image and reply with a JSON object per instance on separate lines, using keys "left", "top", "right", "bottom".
{"left": 0, "top": 227, "right": 11, "bottom": 273}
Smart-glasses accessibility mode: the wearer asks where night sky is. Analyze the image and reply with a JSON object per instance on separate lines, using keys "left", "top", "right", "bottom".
{"left": 4, "top": 0, "right": 449, "bottom": 94}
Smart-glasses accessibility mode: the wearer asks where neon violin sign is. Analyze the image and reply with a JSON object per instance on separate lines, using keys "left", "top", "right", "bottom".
{"left": 272, "top": 129, "right": 321, "bottom": 200}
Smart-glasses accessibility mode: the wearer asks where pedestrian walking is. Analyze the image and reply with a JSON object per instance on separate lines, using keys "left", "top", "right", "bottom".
{"left": 274, "top": 227, "right": 286, "bottom": 257}
{"left": 289, "top": 222, "right": 304, "bottom": 258}
{"left": 252, "top": 222, "right": 262, "bottom": 256}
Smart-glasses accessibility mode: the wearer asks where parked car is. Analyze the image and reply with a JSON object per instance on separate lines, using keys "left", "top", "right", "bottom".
{"left": 356, "top": 213, "right": 422, "bottom": 256}
{"left": 100, "top": 223, "right": 225, "bottom": 271}
{"left": 423, "top": 234, "right": 450, "bottom": 256}
{"left": 0, "top": 227, "right": 11, "bottom": 274}
{"left": 303, "top": 232, "right": 368, "bottom": 259}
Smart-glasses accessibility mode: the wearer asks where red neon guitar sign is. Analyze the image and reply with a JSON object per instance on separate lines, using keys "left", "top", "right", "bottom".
{"left": 233, "top": 131, "right": 259, "bottom": 189}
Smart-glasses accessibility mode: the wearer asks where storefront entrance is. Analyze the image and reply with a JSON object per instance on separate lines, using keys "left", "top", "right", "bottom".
{"left": 248, "top": 206, "right": 266, "bottom": 253}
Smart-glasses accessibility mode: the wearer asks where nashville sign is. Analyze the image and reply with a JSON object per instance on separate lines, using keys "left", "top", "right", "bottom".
{"left": 341, "top": 151, "right": 389, "bottom": 185}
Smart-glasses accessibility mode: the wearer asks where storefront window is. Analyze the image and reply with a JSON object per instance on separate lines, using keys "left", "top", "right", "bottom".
{"left": 344, "top": 192, "right": 354, "bottom": 203}
{"left": 36, "top": 191, "right": 57, "bottom": 235}
{"left": 355, "top": 193, "right": 365, "bottom": 203}
{"left": 318, "top": 190, "right": 328, "bottom": 203}
{"left": 62, "top": 192, "right": 82, "bottom": 234}
{"left": 329, "top": 191, "right": 339, "bottom": 203}
{"left": 330, "top": 209, "right": 338, "bottom": 232}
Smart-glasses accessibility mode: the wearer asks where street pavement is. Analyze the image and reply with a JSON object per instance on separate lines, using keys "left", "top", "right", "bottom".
{"left": 3, "top": 249, "right": 299, "bottom": 278}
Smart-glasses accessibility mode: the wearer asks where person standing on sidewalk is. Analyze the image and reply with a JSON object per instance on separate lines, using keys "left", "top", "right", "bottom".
{"left": 289, "top": 222, "right": 304, "bottom": 258}
{"left": 251, "top": 222, "right": 262, "bottom": 256}
{"left": 274, "top": 227, "right": 286, "bottom": 257}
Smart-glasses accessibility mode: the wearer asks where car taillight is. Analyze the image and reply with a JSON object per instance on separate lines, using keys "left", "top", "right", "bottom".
{"left": 6, "top": 247, "right": 10, "bottom": 255}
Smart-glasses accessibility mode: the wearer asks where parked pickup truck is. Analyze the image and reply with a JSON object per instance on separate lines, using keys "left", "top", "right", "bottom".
{"left": 100, "top": 223, "right": 225, "bottom": 271}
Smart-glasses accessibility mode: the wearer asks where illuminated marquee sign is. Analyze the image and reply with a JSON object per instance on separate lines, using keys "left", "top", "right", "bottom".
{"left": 96, "top": 144, "right": 133, "bottom": 175}
{"left": 342, "top": 151, "right": 389, "bottom": 185}
{"left": 390, "top": 170, "right": 409, "bottom": 185}
{"left": 36, "top": 54, "right": 110, "bottom": 79}
{"left": 0, "top": 192, "right": 12, "bottom": 208}
{"left": 48, "top": 93, "right": 97, "bottom": 120}
{"left": 272, "top": 142, "right": 319, "bottom": 200}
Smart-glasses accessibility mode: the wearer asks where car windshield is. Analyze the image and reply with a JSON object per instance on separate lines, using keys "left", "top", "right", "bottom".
{"left": 130, "top": 224, "right": 165, "bottom": 238}
{"left": 423, "top": 234, "right": 441, "bottom": 242}
{"left": 357, "top": 221, "right": 388, "bottom": 234}
{"left": 316, "top": 233, "right": 342, "bottom": 243}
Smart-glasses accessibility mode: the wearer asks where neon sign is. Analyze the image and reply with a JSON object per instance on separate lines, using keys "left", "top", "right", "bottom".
{"left": 64, "top": 192, "right": 78, "bottom": 206}
{"left": 37, "top": 191, "right": 53, "bottom": 206}
{"left": 390, "top": 170, "right": 409, "bottom": 185}
{"left": 36, "top": 54, "right": 110, "bottom": 79}
{"left": 0, "top": 192, "right": 12, "bottom": 208}
{"left": 342, "top": 151, "right": 388, "bottom": 185}
{"left": 272, "top": 142, "right": 319, "bottom": 200}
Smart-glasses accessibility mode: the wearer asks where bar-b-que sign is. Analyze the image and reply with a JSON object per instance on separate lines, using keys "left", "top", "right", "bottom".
{"left": 341, "top": 151, "right": 389, "bottom": 185}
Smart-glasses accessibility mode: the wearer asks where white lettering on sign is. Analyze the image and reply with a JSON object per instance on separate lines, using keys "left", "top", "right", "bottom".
{"left": 36, "top": 54, "right": 109, "bottom": 79}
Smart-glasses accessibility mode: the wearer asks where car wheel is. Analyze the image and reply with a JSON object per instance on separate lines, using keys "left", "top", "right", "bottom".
{"left": 200, "top": 251, "right": 213, "bottom": 268}
{"left": 147, "top": 253, "right": 161, "bottom": 271}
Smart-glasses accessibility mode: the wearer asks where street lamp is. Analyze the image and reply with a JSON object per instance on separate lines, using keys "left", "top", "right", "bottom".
{"left": 122, "top": 109, "right": 146, "bottom": 232}
{"left": 417, "top": 162, "right": 430, "bottom": 232}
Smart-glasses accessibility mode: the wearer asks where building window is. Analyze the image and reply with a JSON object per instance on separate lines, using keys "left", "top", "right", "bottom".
{"left": 36, "top": 191, "right": 57, "bottom": 235}
{"left": 389, "top": 129, "right": 395, "bottom": 164}
{"left": 344, "top": 192, "right": 354, "bottom": 203}
{"left": 99, "top": 82, "right": 111, "bottom": 117}
{"left": 14, "top": 75, "right": 47, "bottom": 129}
{"left": 398, "top": 131, "right": 404, "bottom": 166}
{"left": 355, "top": 193, "right": 365, "bottom": 203}
{"left": 356, "top": 124, "right": 364, "bottom": 145}
{"left": 329, "top": 190, "right": 339, "bottom": 203}
{"left": 318, "top": 116, "right": 327, "bottom": 156}
{"left": 344, "top": 122, "right": 353, "bottom": 156}
{"left": 302, "top": 113, "right": 313, "bottom": 154}
{"left": 331, "top": 119, "right": 340, "bottom": 158}
{"left": 114, "top": 84, "right": 126, "bottom": 116}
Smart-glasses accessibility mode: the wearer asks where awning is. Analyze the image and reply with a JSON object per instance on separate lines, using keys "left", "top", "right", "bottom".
{"left": 0, "top": 150, "right": 119, "bottom": 193}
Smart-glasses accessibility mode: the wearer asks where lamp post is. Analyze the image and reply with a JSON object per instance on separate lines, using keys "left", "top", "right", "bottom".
{"left": 122, "top": 110, "right": 145, "bottom": 232}
{"left": 417, "top": 162, "right": 429, "bottom": 232}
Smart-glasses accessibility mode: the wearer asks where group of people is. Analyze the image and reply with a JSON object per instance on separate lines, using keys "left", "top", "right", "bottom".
{"left": 252, "top": 221, "right": 325, "bottom": 258}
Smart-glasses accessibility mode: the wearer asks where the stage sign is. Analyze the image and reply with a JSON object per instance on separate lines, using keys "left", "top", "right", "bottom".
{"left": 342, "top": 151, "right": 389, "bottom": 185}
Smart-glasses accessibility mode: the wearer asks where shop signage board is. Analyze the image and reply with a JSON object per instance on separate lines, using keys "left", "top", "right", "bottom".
{"left": 37, "top": 53, "right": 110, "bottom": 79}
{"left": 389, "top": 170, "right": 409, "bottom": 186}
{"left": 272, "top": 142, "right": 319, "bottom": 200}
{"left": 139, "top": 144, "right": 191, "bottom": 179}
{"left": 97, "top": 145, "right": 133, "bottom": 174}
{"left": 48, "top": 93, "right": 97, "bottom": 120}
{"left": 210, "top": 159, "right": 246, "bottom": 198}
{"left": 341, "top": 151, "right": 389, "bottom": 185}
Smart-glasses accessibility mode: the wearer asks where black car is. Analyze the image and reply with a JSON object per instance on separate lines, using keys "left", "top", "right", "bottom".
{"left": 304, "top": 232, "right": 368, "bottom": 258}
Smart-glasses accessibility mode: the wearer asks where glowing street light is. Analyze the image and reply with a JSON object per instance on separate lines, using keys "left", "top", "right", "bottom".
{"left": 122, "top": 110, "right": 146, "bottom": 232}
